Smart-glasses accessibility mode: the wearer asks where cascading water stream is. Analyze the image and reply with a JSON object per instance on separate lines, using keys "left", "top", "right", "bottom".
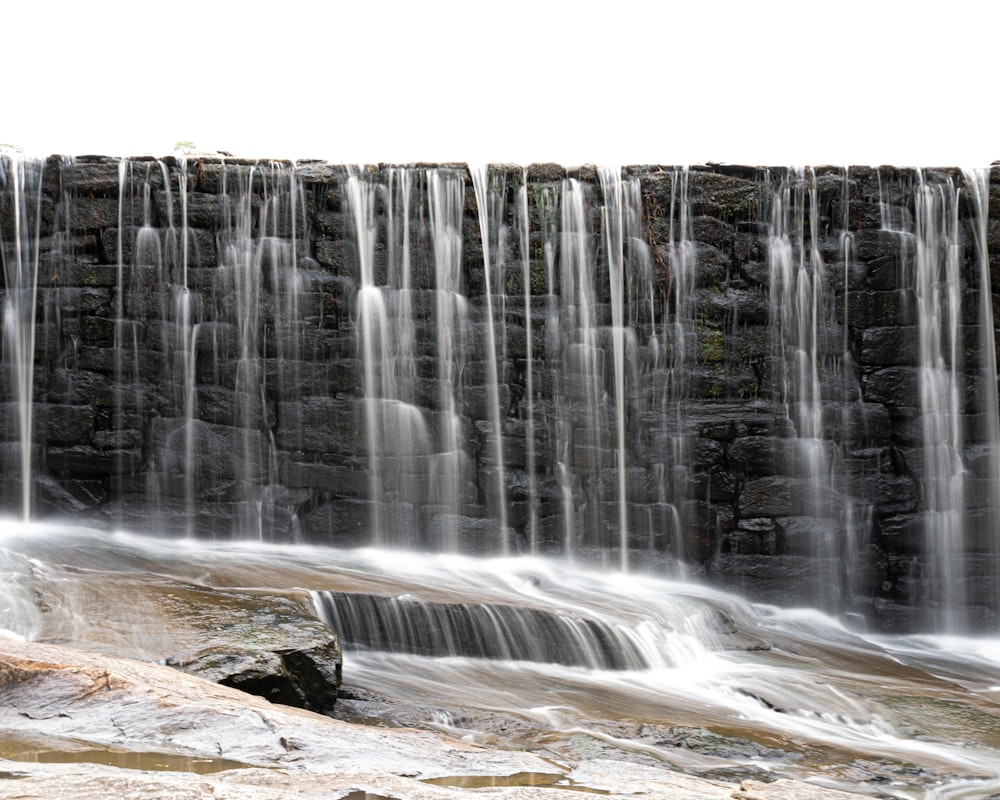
{"left": 220, "top": 163, "right": 264, "bottom": 534}
{"left": 598, "top": 166, "right": 630, "bottom": 572}
{"left": 347, "top": 168, "right": 390, "bottom": 544}
{"left": 384, "top": 167, "right": 415, "bottom": 409}
{"left": 556, "top": 177, "right": 604, "bottom": 554}
{"left": 516, "top": 171, "right": 540, "bottom": 553}
{"left": 469, "top": 164, "right": 510, "bottom": 555}
{"left": 835, "top": 168, "right": 874, "bottom": 607}
{"left": 661, "top": 168, "right": 697, "bottom": 566}
{"left": 0, "top": 156, "right": 44, "bottom": 520}
{"left": 962, "top": 167, "right": 1000, "bottom": 622}
{"left": 767, "top": 168, "right": 839, "bottom": 609}
{"left": 216, "top": 161, "right": 304, "bottom": 536}
{"left": 913, "top": 173, "right": 967, "bottom": 632}
{"left": 426, "top": 168, "right": 471, "bottom": 550}
{"left": 178, "top": 162, "right": 199, "bottom": 535}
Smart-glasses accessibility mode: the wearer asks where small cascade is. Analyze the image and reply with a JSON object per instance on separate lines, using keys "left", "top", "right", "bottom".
{"left": 112, "top": 160, "right": 143, "bottom": 509}
{"left": 346, "top": 166, "right": 436, "bottom": 547}
{"left": 383, "top": 167, "right": 415, "bottom": 410}
{"left": 311, "top": 589, "right": 652, "bottom": 669}
{"left": 159, "top": 158, "right": 200, "bottom": 536}
{"left": 872, "top": 168, "right": 999, "bottom": 631}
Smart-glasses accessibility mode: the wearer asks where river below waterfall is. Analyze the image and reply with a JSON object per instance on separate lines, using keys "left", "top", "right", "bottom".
{"left": 3, "top": 521, "right": 1000, "bottom": 799}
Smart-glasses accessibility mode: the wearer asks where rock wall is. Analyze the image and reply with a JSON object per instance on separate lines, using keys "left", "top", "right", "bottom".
{"left": 2, "top": 155, "right": 999, "bottom": 630}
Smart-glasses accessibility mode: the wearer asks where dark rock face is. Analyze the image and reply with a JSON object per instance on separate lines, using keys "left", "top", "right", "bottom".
{"left": 168, "top": 643, "right": 341, "bottom": 714}
{"left": 2, "top": 155, "right": 999, "bottom": 632}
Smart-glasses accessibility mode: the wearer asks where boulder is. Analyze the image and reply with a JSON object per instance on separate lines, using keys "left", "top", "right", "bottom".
{"left": 160, "top": 585, "right": 342, "bottom": 714}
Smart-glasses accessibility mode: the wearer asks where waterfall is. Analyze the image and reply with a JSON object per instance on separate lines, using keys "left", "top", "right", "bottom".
{"left": 6, "top": 157, "right": 1000, "bottom": 800}
{"left": 0, "top": 158, "right": 996, "bottom": 632}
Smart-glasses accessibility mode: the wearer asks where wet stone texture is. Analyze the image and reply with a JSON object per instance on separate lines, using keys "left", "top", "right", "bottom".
{"left": 161, "top": 586, "right": 342, "bottom": 714}
{"left": 0, "top": 638, "right": 883, "bottom": 800}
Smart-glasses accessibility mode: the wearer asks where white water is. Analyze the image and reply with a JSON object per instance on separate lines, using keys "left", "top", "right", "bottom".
{"left": 3, "top": 521, "right": 1000, "bottom": 797}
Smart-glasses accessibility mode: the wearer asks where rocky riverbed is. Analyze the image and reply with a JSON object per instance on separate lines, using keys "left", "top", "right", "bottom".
{"left": 3, "top": 524, "right": 1000, "bottom": 799}
{"left": 0, "top": 634, "right": 877, "bottom": 800}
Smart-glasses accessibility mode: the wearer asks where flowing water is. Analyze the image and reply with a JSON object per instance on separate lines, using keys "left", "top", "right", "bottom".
{"left": 2, "top": 159, "right": 1000, "bottom": 794}
{"left": 766, "top": 168, "right": 841, "bottom": 609}
{"left": 3, "top": 522, "right": 1000, "bottom": 798}
{"left": 0, "top": 156, "right": 47, "bottom": 520}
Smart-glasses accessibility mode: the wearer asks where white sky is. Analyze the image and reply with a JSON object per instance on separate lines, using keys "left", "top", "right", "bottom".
{"left": 4, "top": 1, "right": 997, "bottom": 167}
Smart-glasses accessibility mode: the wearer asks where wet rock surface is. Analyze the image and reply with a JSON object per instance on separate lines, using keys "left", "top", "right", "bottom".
{"left": 0, "top": 637, "right": 560, "bottom": 796}
{"left": 4, "top": 529, "right": 998, "bottom": 799}
{"left": 162, "top": 586, "right": 342, "bottom": 713}
{"left": 0, "top": 638, "right": 885, "bottom": 799}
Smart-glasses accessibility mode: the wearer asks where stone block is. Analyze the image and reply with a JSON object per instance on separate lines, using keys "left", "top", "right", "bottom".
{"left": 39, "top": 404, "right": 97, "bottom": 445}
{"left": 47, "top": 445, "right": 142, "bottom": 476}
{"left": 275, "top": 397, "right": 362, "bottom": 454}
{"left": 69, "top": 197, "right": 143, "bottom": 231}
{"left": 861, "top": 326, "right": 920, "bottom": 366}
{"left": 863, "top": 367, "right": 922, "bottom": 406}
{"left": 149, "top": 416, "right": 269, "bottom": 486}
{"left": 738, "top": 476, "right": 839, "bottom": 518}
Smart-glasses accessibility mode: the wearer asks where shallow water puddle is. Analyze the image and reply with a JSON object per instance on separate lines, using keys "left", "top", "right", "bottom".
{"left": 0, "top": 743, "right": 252, "bottom": 774}
{"left": 422, "top": 771, "right": 610, "bottom": 793}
